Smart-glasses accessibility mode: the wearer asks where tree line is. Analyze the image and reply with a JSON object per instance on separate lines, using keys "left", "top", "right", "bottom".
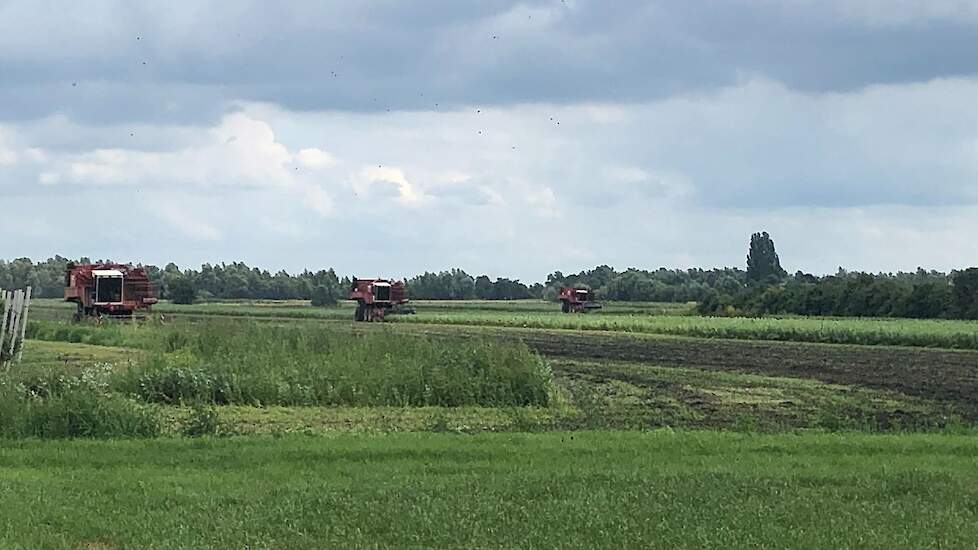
{"left": 2, "top": 241, "right": 977, "bottom": 319}
{"left": 696, "top": 232, "right": 978, "bottom": 320}
{"left": 0, "top": 257, "right": 544, "bottom": 304}
{"left": 0, "top": 257, "right": 746, "bottom": 304}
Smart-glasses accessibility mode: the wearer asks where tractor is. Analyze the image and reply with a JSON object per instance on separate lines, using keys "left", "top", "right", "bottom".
{"left": 557, "top": 286, "right": 602, "bottom": 313}
{"left": 348, "top": 278, "right": 412, "bottom": 321}
{"left": 64, "top": 262, "right": 158, "bottom": 321}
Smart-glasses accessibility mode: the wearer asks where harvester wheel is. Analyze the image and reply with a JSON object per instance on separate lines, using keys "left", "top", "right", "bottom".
{"left": 561, "top": 301, "right": 570, "bottom": 313}
{"left": 355, "top": 305, "right": 365, "bottom": 322}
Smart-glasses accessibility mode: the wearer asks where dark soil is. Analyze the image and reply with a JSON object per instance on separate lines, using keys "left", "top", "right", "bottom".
{"left": 97, "top": 311, "right": 978, "bottom": 419}
{"left": 404, "top": 325, "right": 978, "bottom": 419}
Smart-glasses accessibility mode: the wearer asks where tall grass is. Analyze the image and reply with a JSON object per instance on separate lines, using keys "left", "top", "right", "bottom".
{"left": 120, "top": 323, "right": 552, "bottom": 407}
{"left": 6, "top": 321, "right": 552, "bottom": 438}
{"left": 0, "top": 377, "right": 161, "bottom": 438}
{"left": 26, "top": 320, "right": 157, "bottom": 348}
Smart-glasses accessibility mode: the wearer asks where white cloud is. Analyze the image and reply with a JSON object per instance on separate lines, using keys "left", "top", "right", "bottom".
{"left": 0, "top": 149, "right": 16, "bottom": 166}
{"left": 302, "top": 184, "right": 334, "bottom": 215}
{"left": 0, "top": 128, "right": 19, "bottom": 165}
{"left": 23, "top": 148, "right": 45, "bottom": 162}
{"left": 607, "top": 167, "right": 648, "bottom": 185}
{"left": 585, "top": 105, "right": 627, "bottom": 124}
{"left": 157, "top": 203, "right": 222, "bottom": 242}
{"left": 38, "top": 172, "right": 60, "bottom": 186}
{"left": 433, "top": 171, "right": 472, "bottom": 185}
{"left": 295, "top": 148, "right": 336, "bottom": 169}
{"left": 523, "top": 185, "right": 559, "bottom": 219}
{"left": 33, "top": 112, "right": 340, "bottom": 218}
{"left": 5, "top": 76, "right": 978, "bottom": 278}
{"left": 259, "top": 216, "right": 303, "bottom": 238}
{"left": 47, "top": 113, "right": 293, "bottom": 188}
{"left": 356, "top": 166, "right": 422, "bottom": 204}
{"left": 0, "top": 127, "right": 51, "bottom": 169}
{"left": 605, "top": 167, "right": 694, "bottom": 201}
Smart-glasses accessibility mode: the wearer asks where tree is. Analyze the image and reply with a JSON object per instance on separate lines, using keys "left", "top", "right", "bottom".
{"left": 951, "top": 268, "right": 978, "bottom": 320}
{"left": 746, "top": 231, "right": 787, "bottom": 286}
{"left": 168, "top": 275, "right": 198, "bottom": 305}
{"left": 473, "top": 275, "right": 493, "bottom": 299}
{"left": 310, "top": 285, "right": 337, "bottom": 306}
{"left": 310, "top": 269, "right": 341, "bottom": 306}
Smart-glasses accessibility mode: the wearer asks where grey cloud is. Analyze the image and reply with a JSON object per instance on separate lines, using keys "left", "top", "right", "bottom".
{"left": 2, "top": 1, "right": 978, "bottom": 124}
{"left": 4, "top": 2, "right": 978, "bottom": 277}
{"left": 7, "top": 75, "right": 978, "bottom": 212}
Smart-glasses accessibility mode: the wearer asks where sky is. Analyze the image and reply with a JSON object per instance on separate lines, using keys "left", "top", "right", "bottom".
{"left": 2, "top": 0, "right": 978, "bottom": 281}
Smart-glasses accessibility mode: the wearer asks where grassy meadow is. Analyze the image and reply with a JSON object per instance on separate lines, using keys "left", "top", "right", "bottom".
{"left": 31, "top": 297, "right": 978, "bottom": 350}
{"left": 8, "top": 299, "right": 978, "bottom": 547}
{"left": 2, "top": 432, "right": 977, "bottom": 549}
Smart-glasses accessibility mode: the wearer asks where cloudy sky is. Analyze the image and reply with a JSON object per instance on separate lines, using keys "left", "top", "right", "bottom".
{"left": 2, "top": 0, "right": 978, "bottom": 281}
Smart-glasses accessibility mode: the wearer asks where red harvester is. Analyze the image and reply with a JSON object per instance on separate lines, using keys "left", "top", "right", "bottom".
{"left": 557, "top": 286, "right": 602, "bottom": 313}
{"left": 64, "top": 263, "right": 158, "bottom": 320}
{"left": 348, "top": 278, "right": 411, "bottom": 321}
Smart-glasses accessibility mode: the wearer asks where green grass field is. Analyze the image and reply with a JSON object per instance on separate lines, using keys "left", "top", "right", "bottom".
{"left": 2, "top": 431, "right": 977, "bottom": 549}
{"left": 15, "top": 318, "right": 976, "bottom": 434}
{"left": 10, "top": 300, "right": 978, "bottom": 547}
{"left": 32, "top": 298, "right": 978, "bottom": 350}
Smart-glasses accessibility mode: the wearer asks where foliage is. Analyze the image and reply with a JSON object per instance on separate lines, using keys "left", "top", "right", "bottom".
{"left": 952, "top": 268, "right": 978, "bottom": 320}
{"left": 746, "top": 231, "right": 787, "bottom": 285}
{"left": 701, "top": 268, "right": 978, "bottom": 320}
{"left": 5, "top": 255, "right": 978, "bottom": 318}
{"left": 548, "top": 265, "right": 744, "bottom": 303}
{"left": 407, "top": 269, "right": 539, "bottom": 300}
{"left": 310, "top": 269, "right": 341, "bottom": 306}
{"left": 167, "top": 274, "right": 198, "bottom": 304}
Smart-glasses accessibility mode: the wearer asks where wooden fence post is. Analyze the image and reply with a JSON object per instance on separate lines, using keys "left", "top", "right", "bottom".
{"left": 0, "top": 287, "right": 32, "bottom": 369}
{"left": 16, "top": 287, "right": 32, "bottom": 362}
{"left": 0, "top": 290, "right": 10, "bottom": 365}
{"left": 1, "top": 290, "right": 17, "bottom": 370}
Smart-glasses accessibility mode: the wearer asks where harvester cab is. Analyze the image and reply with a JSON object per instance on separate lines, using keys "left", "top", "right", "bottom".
{"left": 558, "top": 286, "right": 602, "bottom": 313}
{"left": 65, "top": 263, "right": 159, "bottom": 321}
{"left": 94, "top": 269, "right": 124, "bottom": 304}
{"left": 372, "top": 281, "right": 392, "bottom": 302}
{"left": 349, "top": 277, "right": 411, "bottom": 321}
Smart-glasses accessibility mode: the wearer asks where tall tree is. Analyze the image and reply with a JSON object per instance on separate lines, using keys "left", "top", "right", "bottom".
{"left": 746, "top": 231, "right": 787, "bottom": 286}
{"left": 951, "top": 268, "right": 978, "bottom": 320}
{"left": 168, "top": 274, "right": 198, "bottom": 305}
